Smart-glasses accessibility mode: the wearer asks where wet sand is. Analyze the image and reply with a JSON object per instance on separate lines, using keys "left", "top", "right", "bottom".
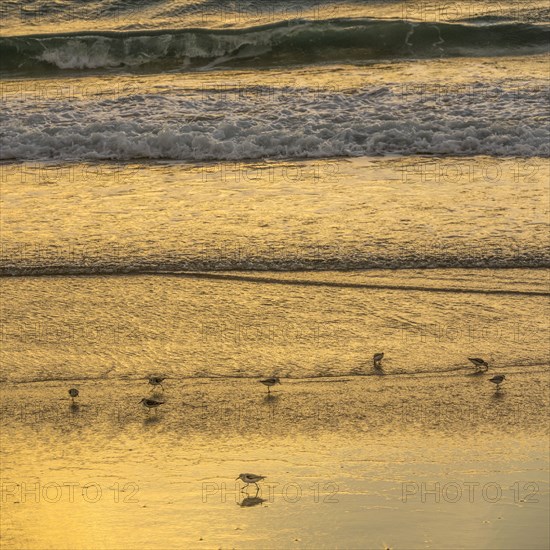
{"left": 2, "top": 4, "right": 549, "bottom": 548}
{"left": 1, "top": 368, "right": 548, "bottom": 549}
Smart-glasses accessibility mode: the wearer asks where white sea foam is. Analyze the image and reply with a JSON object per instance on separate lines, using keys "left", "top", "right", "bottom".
{"left": 1, "top": 81, "right": 548, "bottom": 160}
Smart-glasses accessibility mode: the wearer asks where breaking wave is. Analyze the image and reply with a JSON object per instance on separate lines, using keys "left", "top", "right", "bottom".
{"left": 1, "top": 18, "right": 549, "bottom": 74}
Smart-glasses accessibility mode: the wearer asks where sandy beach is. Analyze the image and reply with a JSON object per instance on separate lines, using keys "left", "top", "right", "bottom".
{"left": 1, "top": 367, "right": 549, "bottom": 549}
{"left": 2, "top": 0, "right": 549, "bottom": 547}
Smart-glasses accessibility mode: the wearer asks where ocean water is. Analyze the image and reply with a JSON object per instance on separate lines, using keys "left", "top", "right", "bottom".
{"left": 1, "top": 155, "right": 549, "bottom": 383}
{"left": 1, "top": 1, "right": 549, "bottom": 548}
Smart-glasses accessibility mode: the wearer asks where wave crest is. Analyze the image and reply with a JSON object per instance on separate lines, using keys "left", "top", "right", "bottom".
{"left": 1, "top": 18, "right": 549, "bottom": 73}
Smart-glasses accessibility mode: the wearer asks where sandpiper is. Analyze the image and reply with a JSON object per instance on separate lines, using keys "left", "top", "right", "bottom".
{"left": 489, "top": 374, "right": 505, "bottom": 390}
{"left": 469, "top": 357, "right": 489, "bottom": 372}
{"left": 236, "top": 473, "right": 265, "bottom": 491}
{"left": 259, "top": 377, "right": 281, "bottom": 393}
{"left": 373, "top": 353, "right": 384, "bottom": 369}
{"left": 140, "top": 397, "right": 165, "bottom": 413}
{"left": 148, "top": 375, "right": 166, "bottom": 392}
{"left": 68, "top": 388, "right": 79, "bottom": 403}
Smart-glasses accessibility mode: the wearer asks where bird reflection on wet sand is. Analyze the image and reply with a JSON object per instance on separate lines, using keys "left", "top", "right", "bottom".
{"left": 238, "top": 495, "right": 267, "bottom": 508}
{"left": 143, "top": 415, "right": 162, "bottom": 426}
{"left": 264, "top": 393, "right": 279, "bottom": 403}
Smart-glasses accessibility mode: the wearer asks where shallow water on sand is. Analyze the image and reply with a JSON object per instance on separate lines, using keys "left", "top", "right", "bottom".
{"left": 2, "top": 0, "right": 549, "bottom": 547}
{"left": 1, "top": 156, "right": 549, "bottom": 274}
{"left": 0, "top": 269, "right": 548, "bottom": 383}
{"left": 1, "top": 154, "right": 549, "bottom": 548}
{"left": 1, "top": 372, "right": 548, "bottom": 549}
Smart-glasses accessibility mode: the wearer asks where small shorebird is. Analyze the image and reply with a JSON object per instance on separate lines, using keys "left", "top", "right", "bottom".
{"left": 68, "top": 388, "right": 79, "bottom": 403}
{"left": 489, "top": 375, "right": 505, "bottom": 390}
{"left": 373, "top": 353, "right": 384, "bottom": 369}
{"left": 469, "top": 358, "right": 489, "bottom": 372}
{"left": 140, "top": 398, "right": 165, "bottom": 413}
{"left": 259, "top": 377, "right": 281, "bottom": 393}
{"left": 148, "top": 376, "right": 166, "bottom": 392}
{"left": 236, "top": 473, "right": 265, "bottom": 491}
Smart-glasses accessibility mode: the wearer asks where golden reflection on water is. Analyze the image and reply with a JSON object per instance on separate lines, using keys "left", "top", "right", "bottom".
{"left": 3, "top": 2, "right": 550, "bottom": 35}
{"left": 1, "top": 29, "right": 549, "bottom": 550}
{"left": 1, "top": 155, "right": 548, "bottom": 275}
{"left": 1, "top": 268, "right": 548, "bottom": 383}
{"left": 1, "top": 372, "right": 549, "bottom": 548}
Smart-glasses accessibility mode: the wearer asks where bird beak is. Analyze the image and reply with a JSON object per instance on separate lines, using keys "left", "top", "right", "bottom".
{"left": 235, "top": 477, "right": 239, "bottom": 480}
